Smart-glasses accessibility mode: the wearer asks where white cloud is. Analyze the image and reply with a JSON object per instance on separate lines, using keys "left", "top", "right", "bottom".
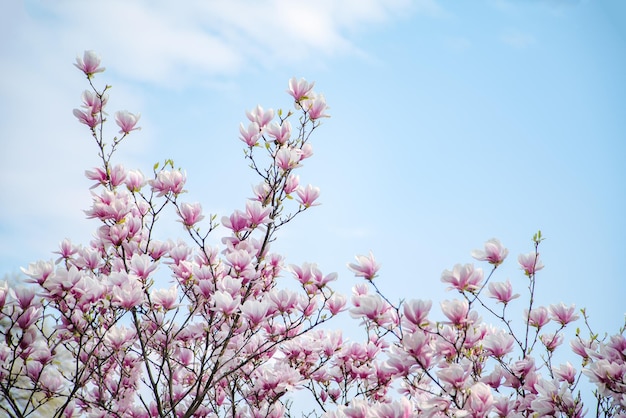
{"left": 18, "top": 0, "right": 424, "bottom": 88}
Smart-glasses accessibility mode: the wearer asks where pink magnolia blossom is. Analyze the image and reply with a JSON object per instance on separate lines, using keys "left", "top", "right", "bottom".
{"left": 275, "top": 147, "right": 302, "bottom": 171}
{"left": 17, "top": 306, "right": 41, "bottom": 329}
{"left": 440, "top": 299, "right": 470, "bottom": 326}
{"left": 471, "top": 238, "right": 509, "bottom": 266}
{"left": 128, "top": 253, "right": 158, "bottom": 282}
{"left": 266, "top": 120, "right": 291, "bottom": 145}
{"left": 437, "top": 362, "right": 471, "bottom": 390}
{"left": 303, "top": 93, "right": 330, "bottom": 119}
{"left": 108, "top": 164, "right": 127, "bottom": 187}
{"left": 440, "top": 263, "right": 483, "bottom": 293}
{"left": 540, "top": 332, "right": 564, "bottom": 352}
{"left": 151, "top": 285, "right": 178, "bottom": 311}
{"left": 179, "top": 202, "right": 205, "bottom": 227}
{"left": 326, "top": 293, "right": 347, "bottom": 315}
{"left": 80, "top": 89, "right": 108, "bottom": 113}
{"left": 284, "top": 174, "right": 299, "bottom": 194}
{"left": 350, "top": 294, "right": 391, "bottom": 324}
{"left": 487, "top": 279, "right": 520, "bottom": 304}
{"left": 402, "top": 299, "right": 432, "bottom": 328}
{"left": 483, "top": 330, "right": 515, "bottom": 358}
{"left": 347, "top": 251, "right": 380, "bottom": 281}
{"left": 296, "top": 184, "right": 321, "bottom": 208}
{"left": 226, "top": 249, "right": 252, "bottom": 273}
{"left": 242, "top": 299, "right": 270, "bottom": 325}
{"left": 525, "top": 306, "right": 550, "bottom": 328}
{"left": 74, "top": 50, "right": 105, "bottom": 77}
{"left": 252, "top": 182, "right": 271, "bottom": 203}
{"left": 239, "top": 121, "right": 260, "bottom": 147}
{"left": 466, "top": 382, "right": 494, "bottom": 418}
{"left": 10, "top": 286, "right": 37, "bottom": 310}
{"left": 300, "top": 142, "right": 314, "bottom": 160}
{"left": 115, "top": 110, "right": 141, "bottom": 134}
{"left": 518, "top": 251, "right": 544, "bottom": 276}
{"left": 21, "top": 260, "right": 55, "bottom": 285}
{"left": 125, "top": 169, "right": 146, "bottom": 192}
{"left": 211, "top": 290, "right": 241, "bottom": 315}
{"left": 246, "top": 105, "right": 274, "bottom": 128}
{"left": 287, "top": 77, "right": 315, "bottom": 101}
{"left": 73, "top": 108, "right": 101, "bottom": 128}
{"left": 105, "top": 325, "right": 136, "bottom": 350}
{"left": 149, "top": 169, "right": 186, "bottom": 196}
{"left": 269, "top": 289, "right": 299, "bottom": 313}
{"left": 111, "top": 274, "right": 145, "bottom": 309}
{"left": 549, "top": 302, "right": 580, "bottom": 325}
{"left": 554, "top": 362, "right": 577, "bottom": 384}
{"left": 222, "top": 209, "right": 249, "bottom": 233}
{"left": 55, "top": 238, "right": 78, "bottom": 263}
{"left": 245, "top": 200, "right": 270, "bottom": 227}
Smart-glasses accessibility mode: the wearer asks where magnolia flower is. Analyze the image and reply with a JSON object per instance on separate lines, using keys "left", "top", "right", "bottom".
{"left": 149, "top": 170, "right": 186, "bottom": 196}
{"left": 347, "top": 251, "right": 380, "bottom": 281}
{"left": 549, "top": 302, "right": 580, "bottom": 325}
{"left": 472, "top": 238, "right": 509, "bottom": 266}
{"left": 125, "top": 169, "right": 146, "bottom": 192}
{"left": 403, "top": 299, "right": 432, "bottom": 327}
{"left": 275, "top": 147, "right": 302, "bottom": 171}
{"left": 296, "top": 184, "right": 320, "bottom": 208}
{"left": 440, "top": 299, "right": 470, "bottom": 326}
{"left": 115, "top": 110, "right": 141, "bottom": 134}
{"left": 266, "top": 121, "right": 291, "bottom": 145}
{"left": 241, "top": 299, "right": 270, "bottom": 325}
{"left": 74, "top": 50, "right": 105, "bottom": 77}
{"left": 483, "top": 330, "right": 515, "bottom": 358}
{"left": 303, "top": 93, "right": 330, "bottom": 119}
{"left": 73, "top": 108, "right": 101, "bottom": 128}
{"left": 287, "top": 77, "right": 315, "bottom": 101}
{"left": 179, "top": 202, "right": 205, "bottom": 227}
{"left": 488, "top": 279, "right": 520, "bottom": 304}
{"left": 239, "top": 121, "right": 260, "bottom": 147}
{"left": 466, "top": 382, "right": 494, "bottom": 418}
{"left": 151, "top": 285, "right": 179, "bottom": 311}
{"left": 246, "top": 104, "right": 274, "bottom": 128}
{"left": 80, "top": 89, "right": 108, "bottom": 114}
{"left": 245, "top": 200, "right": 270, "bottom": 227}
{"left": 525, "top": 306, "right": 550, "bottom": 328}
{"left": 441, "top": 263, "right": 483, "bottom": 293}
{"left": 518, "top": 252, "right": 544, "bottom": 276}
{"left": 211, "top": 291, "right": 241, "bottom": 315}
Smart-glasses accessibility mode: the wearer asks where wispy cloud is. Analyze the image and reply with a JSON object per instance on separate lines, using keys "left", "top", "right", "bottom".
{"left": 21, "top": 0, "right": 424, "bottom": 87}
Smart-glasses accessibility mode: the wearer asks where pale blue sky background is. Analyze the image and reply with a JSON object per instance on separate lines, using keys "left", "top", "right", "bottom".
{"left": 1, "top": 0, "right": 624, "bottom": 367}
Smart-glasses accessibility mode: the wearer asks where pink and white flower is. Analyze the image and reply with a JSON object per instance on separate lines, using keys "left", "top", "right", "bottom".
{"left": 518, "top": 251, "right": 544, "bottom": 276}
{"left": 487, "top": 279, "right": 520, "bottom": 304}
{"left": 296, "top": 184, "right": 321, "bottom": 208}
{"left": 471, "top": 238, "right": 509, "bottom": 266}
{"left": 74, "top": 50, "right": 105, "bottom": 77}
{"left": 347, "top": 251, "right": 380, "bottom": 281}
{"left": 440, "top": 263, "right": 483, "bottom": 293}
{"left": 179, "top": 202, "right": 205, "bottom": 227}
{"left": 115, "top": 110, "right": 141, "bottom": 134}
{"left": 287, "top": 77, "right": 315, "bottom": 101}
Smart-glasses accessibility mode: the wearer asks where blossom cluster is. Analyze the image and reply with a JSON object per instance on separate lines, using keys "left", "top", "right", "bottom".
{"left": 0, "top": 51, "right": 624, "bottom": 418}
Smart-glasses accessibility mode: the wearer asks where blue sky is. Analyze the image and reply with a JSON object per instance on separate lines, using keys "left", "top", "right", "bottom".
{"left": 1, "top": 0, "right": 625, "bottom": 359}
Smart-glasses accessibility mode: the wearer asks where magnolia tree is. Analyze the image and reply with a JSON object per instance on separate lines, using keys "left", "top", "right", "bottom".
{"left": 0, "top": 51, "right": 624, "bottom": 418}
